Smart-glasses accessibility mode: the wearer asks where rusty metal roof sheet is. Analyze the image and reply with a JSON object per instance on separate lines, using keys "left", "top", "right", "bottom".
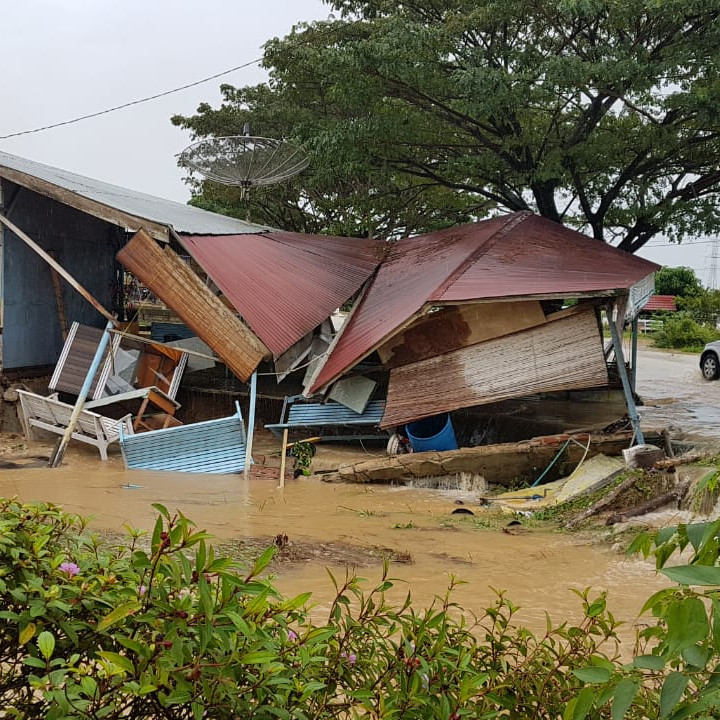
{"left": 642, "top": 295, "right": 677, "bottom": 312}
{"left": 310, "top": 212, "right": 659, "bottom": 393}
{"left": 179, "top": 231, "right": 383, "bottom": 356}
{"left": 0, "top": 150, "right": 272, "bottom": 240}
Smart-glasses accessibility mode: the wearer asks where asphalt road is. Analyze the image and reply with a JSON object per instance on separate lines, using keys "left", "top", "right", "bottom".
{"left": 635, "top": 345, "right": 720, "bottom": 441}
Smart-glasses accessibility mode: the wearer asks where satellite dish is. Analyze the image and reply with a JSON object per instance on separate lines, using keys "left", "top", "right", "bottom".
{"left": 177, "top": 134, "right": 310, "bottom": 197}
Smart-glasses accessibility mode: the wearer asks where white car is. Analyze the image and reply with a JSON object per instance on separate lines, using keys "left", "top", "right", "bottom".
{"left": 700, "top": 340, "right": 720, "bottom": 380}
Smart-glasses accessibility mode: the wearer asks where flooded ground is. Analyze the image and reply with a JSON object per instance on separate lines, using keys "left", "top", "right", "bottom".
{"left": 635, "top": 344, "right": 720, "bottom": 441}
{"left": 0, "top": 344, "right": 709, "bottom": 641}
{"left": 0, "top": 459, "right": 667, "bottom": 640}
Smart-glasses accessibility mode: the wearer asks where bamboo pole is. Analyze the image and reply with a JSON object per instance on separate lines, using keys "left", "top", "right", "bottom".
{"left": 49, "top": 320, "right": 114, "bottom": 467}
{"left": 0, "top": 214, "right": 117, "bottom": 325}
{"left": 278, "top": 428, "right": 289, "bottom": 489}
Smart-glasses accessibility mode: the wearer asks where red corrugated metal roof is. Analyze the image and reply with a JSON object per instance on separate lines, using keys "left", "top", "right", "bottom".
{"left": 642, "top": 295, "right": 677, "bottom": 311}
{"left": 310, "top": 212, "right": 659, "bottom": 393}
{"left": 179, "top": 231, "right": 383, "bottom": 356}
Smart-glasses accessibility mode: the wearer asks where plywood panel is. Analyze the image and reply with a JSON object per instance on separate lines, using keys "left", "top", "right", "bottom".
{"left": 117, "top": 229, "right": 269, "bottom": 382}
{"left": 382, "top": 307, "right": 608, "bottom": 428}
{"left": 377, "top": 300, "right": 546, "bottom": 368}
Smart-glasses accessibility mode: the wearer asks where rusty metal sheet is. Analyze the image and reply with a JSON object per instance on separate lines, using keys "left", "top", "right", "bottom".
{"left": 309, "top": 215, "right": 513, "bottom": 392}
{"left": 381, "top": 307, "right": 608, "bottom": 428}
{"left": 377, "top": 300, "right": 546, "bottom": 368}
{"left": 310, "top": 212, "right": 659, "bottom": 394}
{"left": 437, "top": 214, "right": 661, "bottom": 303}
{"left": 179, "top": 231, "right": 382, "bottom": 356}
{"left": 117, "top": 230, "right": 269, "bottom": 382}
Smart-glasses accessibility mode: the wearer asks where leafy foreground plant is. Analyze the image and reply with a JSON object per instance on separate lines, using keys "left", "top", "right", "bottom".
{"left": 563, "top": 519, "right": 720, "bottom": 720}
{"left": 0, "top": 498, "right": 709, "bottom": 719}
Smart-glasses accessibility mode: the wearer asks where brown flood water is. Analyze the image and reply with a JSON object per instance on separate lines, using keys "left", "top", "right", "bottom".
{"left": 0, "top": 447, "right": 668, "bottom": 643}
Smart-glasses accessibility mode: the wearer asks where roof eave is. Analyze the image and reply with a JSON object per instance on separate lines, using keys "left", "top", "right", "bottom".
{"left": 0, "top": 164, "right": 171, "bottom": 241}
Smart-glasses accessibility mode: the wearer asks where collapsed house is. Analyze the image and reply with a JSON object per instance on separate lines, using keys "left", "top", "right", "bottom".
{"left": 0, "top": 150, "right": 659, "bottom": 472}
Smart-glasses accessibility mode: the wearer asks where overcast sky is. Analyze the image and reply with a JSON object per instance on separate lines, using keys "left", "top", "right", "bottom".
{"left": 1, "top": 0, "right": 713, "bottom": 286}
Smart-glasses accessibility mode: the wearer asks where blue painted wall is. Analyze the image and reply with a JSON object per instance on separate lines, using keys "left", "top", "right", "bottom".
{"left": 2, "top": 180, "right": 121, "bottom": 369}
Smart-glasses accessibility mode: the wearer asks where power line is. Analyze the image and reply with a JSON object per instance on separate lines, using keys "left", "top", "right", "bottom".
{"left": 0, "top": 57, "right": 263, "bottom": 140}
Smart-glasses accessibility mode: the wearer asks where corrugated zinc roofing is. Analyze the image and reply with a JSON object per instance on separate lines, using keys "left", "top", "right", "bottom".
{"left": 642, "top": 295, "right": 677, "bottom": 312}
{"left": 0, "top": 150, "right": 271, "bottom": 237}
{"left": 310, "top": 212, "right": 659, "bottom": 393}
{"left": 180, "top": 231, "right": 383, "bottom": 356}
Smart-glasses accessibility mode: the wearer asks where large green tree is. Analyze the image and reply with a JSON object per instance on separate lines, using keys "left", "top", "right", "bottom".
{"left": 174, "top": 0, "right": 720, "bottom": 248}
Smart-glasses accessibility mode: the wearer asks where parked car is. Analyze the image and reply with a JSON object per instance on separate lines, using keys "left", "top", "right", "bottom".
{"left": 700, "top": 340, "right": 720, "bottom": 380}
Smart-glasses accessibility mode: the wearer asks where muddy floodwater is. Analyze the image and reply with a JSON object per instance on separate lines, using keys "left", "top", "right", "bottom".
{"left": 1, "top": 344, "right": 707, "bottom": 642}
{"left": 0, "top": 458, "right": 667, "bottom": 641}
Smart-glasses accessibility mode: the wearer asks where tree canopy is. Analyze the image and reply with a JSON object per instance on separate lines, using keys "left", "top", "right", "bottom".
{"left": 655, "top": 266, "right": 703, "bottom": 296}
{"left": 173, "top": 0, "right": 720, "bottom": 249}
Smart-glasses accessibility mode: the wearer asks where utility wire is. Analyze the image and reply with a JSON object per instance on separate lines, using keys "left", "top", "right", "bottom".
{"left": 0, "top": 57, "right": 263, "bottom": 140}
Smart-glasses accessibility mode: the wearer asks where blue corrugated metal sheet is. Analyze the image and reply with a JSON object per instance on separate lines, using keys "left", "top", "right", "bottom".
{"left": 119, "top": 403, "right": 247, "bottom": 474}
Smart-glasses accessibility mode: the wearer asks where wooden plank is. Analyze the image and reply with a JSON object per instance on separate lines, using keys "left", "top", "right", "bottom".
{"left": 117, "top": 229, "right": 269, "bottom": 382}
{"left": 382, "top": 308, "right": 609, "bottom": 427}
{"left": 377, "top": 300, "right": 547, "bottom": 367}
{"left": 48, "top": 322, "right": 121, "bottom": 399}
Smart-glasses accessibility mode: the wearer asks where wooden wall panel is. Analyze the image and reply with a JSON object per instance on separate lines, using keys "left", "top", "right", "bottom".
{"left": 117, "top": 230, "right": 269, "bottom": 382}
{"left": 382, "top": 307, "right": 608, "bottom": 428}
{"left": 377, "top": 300, "right": 546, "bottom": 368}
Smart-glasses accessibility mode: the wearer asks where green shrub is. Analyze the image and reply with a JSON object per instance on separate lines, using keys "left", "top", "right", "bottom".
{"left": 0, "top": 498, "right": 626, "bottom": 719}
{"left": 652, "top": 313, "right": 720, "bottom": 350}
{"left": 6, "top": 498, "right": 720, "bottom": 719}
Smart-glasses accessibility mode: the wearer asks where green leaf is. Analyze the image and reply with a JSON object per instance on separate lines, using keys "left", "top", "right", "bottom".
{"left": 612, "top": 679, "right": 639, "bottom": 720}
{"left": 632, "top": 654, "right": 666, "bottom": 670}
{"left": 681, "top": 644, "right": 709, "bottom": 669}
{"left": 37, "top": 631, "right": 55, "bottom": 660}
{"left": 97, "top": 600, "right": 141, "bottom": 632}
{"left": 660, "top": 672, "right": 689, "bottom": 719}
{"left": 151, "top": 503, "right": 170, "bottom": 520}
{"left": 97, "top": 651, "right": 135, "bottom": 674}
{"left": 685, "top": 522, "right": 715, "bottom": 552}
{"left": 573, "top": 687, "right": 595, "bottom": 720}
{"left": 19, "top": 622, "right": 36, "bottom": 646}
{"left": 240, "top": 650, "right": 278, "bottom": 664}
{"left": 661, "top": 565, "right": 720, "bottom": 586}
{"left": 572, "top": 666, "right": 613, "bottom": 684}
{"left": 250, "top": 546, "right": 276, "bottom": 577}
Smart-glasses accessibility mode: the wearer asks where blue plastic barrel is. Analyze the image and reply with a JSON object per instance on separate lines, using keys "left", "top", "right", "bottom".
{"left": 405, "top": 413, "right": 458, "bottom": 452}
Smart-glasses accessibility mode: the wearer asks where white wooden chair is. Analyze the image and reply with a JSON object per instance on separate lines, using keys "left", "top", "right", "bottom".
{"left": 17, "top": 390, "right": 133, "bottom": 460}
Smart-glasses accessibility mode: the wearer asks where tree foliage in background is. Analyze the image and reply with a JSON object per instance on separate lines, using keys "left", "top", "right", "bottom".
{"left": 655, "top": 266, "right": 704, "bottom": 297}
{"left": 173, "top": 0, "right": 720, "bottom": 248}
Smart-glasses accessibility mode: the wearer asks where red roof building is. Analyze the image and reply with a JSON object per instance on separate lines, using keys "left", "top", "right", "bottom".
{"left": 309, "top": 212, "right": 659, "bottom": 395}
{"left": 642, "top": 295, "right": 677, "bottom": 312}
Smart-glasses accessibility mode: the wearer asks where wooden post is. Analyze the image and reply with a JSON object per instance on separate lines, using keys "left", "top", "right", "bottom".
{"left": 243, "top": 370, "right": 257, "bottom": 480}
{"left": 49, "top": 259, "right": 69, "bottom": 340}
{"left": 278, "top": 428, "right": 289, "bottom": 489}
{"left": 49, "top": 320, "right": 114, "bottom": 467}
{"left": 0, "top": 214, "right": 117, "bottom": 325}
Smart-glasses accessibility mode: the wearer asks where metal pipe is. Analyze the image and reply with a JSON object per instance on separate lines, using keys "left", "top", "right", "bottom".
{"left": 49, "top": 320, "right": 114, "bottom": 467}
{"left": 243, "top": 370, "right": 257, "bottom": 480}
{"left": 607, "top": 305, "right": 644, "bottom": 445}
{"left": 630, "top": 316, "right": 638, "bottom": 393}
{"left": 0, "top": 214, "right": 117, "bottom": 325}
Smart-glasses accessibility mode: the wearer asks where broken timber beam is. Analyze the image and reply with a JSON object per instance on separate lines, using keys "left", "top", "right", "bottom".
{"left": 117, "top": 229, "right": 269, "bottom": 382}
{"left": 0, "top": 214, "right": 117, "bottom": 325}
